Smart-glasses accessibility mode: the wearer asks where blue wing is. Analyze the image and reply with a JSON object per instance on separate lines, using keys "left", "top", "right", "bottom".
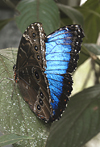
{"left": 44, "top": 25, "right": 84, "bottom": 121}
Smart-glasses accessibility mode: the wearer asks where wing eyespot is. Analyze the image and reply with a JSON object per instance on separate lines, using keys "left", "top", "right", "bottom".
{"left": 37, "top": 54, "right": 40, "bottom": 60}
{"left": 33, "top": 33, "right": 36, "bottom": 37}
{"left": 40, "top": 91, "right": 44, "bottom": 98}
{"left": 34, "top": 71, "right": 39, "bottom": 80}
{"left": 39, "top": 98, "right": 43, "bottom": 106}
{"left": 34, "top": 45, "right": 38, "bottom": 51}
{"left": 37, "top": 104, "right": 41, "bottom": 110}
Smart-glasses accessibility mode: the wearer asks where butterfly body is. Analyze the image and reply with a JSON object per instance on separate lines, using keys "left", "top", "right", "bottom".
{"left": 14, "top": 22, "right": 84, "bottom": 122}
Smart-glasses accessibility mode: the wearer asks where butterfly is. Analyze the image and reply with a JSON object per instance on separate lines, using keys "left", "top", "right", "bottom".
{"left": 13, "top": 22, "right": 84, "bottom": 123}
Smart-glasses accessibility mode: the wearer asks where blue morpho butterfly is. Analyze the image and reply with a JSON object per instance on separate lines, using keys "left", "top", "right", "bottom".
{"left": 13, "top": 22, "right": 84, "bottom": 123}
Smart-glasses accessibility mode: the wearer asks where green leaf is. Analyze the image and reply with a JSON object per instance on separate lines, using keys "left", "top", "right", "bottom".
{"left": 57, "top": 3, "right": 84, "bottom": 26}
{"left": 78, "top": 43, "right": 100, "bottom": 67}
{"left": 60, "top": 17, "right": 73, "bottom": 26}
{"left": 0, "top": 18, "right": 13, "bottom": 31}
{"left": 0, "top": 48, "right": 51, "bottom": 147}
{"left": 79, "top": 0, "right": 100, "bottom": 43}
{"left": 78, "top": 44, "right": 90, "bottom": 67}
{"left": 15, "top": 0, "right": 60, "bottom": 35}
{"left": 46, "top": 84, "right": 100, "bottom": 147}
{"left": 2, "top": 0, "right": 18, "bottom": 9}
{"left": 0, "top": 134, "right": 33, "bottom": 146}
{"left": 84, "top": 43, "right": 100, "bottom": 55}
{"left": 80, "top": 44, "right": 100, "bottom": 66}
